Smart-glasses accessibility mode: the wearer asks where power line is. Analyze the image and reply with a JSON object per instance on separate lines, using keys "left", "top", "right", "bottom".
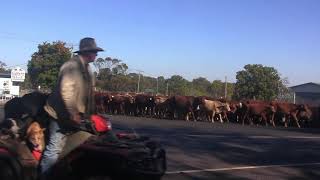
{"left": 128, "top": 68, "right": 166, "bottom": 94}
{"left": 0, "top": 32, "right": 79, "bottom": 70}
{"left": 0, "top": 32, "right": 78, "bottom": 48}
{"left": 0, "top": 33, "right": 41, "bottom": 44}
{"left": 130, "top": 68, "right": 161, "bottom": 80}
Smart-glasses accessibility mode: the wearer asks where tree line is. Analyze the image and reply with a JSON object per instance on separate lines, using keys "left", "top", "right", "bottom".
{"left": 21, "top": 41, "right": 290, "bottom": 101}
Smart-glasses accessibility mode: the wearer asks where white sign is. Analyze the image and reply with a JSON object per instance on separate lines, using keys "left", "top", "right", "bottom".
{"left": 11, "top": 67, "right": 25, "bottom": 82}
{"left": 3, "top": 80, "right": 10, "bottom": 90}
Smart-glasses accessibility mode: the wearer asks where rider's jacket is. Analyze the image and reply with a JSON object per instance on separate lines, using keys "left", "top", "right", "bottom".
{"left": 44, "top": 55, "right": 96, "bottom": 127}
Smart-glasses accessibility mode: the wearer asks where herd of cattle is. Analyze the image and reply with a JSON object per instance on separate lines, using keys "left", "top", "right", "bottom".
{"left": 95, "top": 92, "right": 314, "bottom": 128}
{"left": 0, "top": 91, "right": 314, "bottom": 131}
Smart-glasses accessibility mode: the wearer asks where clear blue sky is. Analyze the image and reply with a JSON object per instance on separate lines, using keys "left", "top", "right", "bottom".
{"left": 0, "top": 0, "right": 319, "bottom": 85}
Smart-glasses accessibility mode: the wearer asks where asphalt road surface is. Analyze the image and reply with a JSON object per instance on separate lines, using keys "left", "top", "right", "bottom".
{"left": 109, "top": 115, "right": 320, "bottom": 180}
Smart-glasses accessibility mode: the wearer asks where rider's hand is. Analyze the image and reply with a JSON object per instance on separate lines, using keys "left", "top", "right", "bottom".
{"left": 72, "top": 113, "right": 82, "bottom": 125}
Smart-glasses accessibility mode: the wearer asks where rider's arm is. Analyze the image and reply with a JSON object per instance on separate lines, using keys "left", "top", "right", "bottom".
{"left": 60, "top": 66, "right": 82, "bottom": 125}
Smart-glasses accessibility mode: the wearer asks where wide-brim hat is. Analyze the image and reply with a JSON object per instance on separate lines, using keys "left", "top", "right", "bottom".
{"left": 74, "top": 37, "right": 104, "bottom": 53}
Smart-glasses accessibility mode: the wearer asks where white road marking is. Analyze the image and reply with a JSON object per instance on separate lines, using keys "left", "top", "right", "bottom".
{"left": 166, "top": 162, "right": 320, "bottom": 175}
{"left": 248, "top": 136, "right": 279, "bottom": 139}
{"left": 141, "top": 134, "right": 320, "bottom": 140}
{"left": 186, "top": 134, "right": 320, "bottom": 139}
{"left": 285, "top": 136, "right": 320, "bottom": 139}
{"left": 187, "top": 135, "right": 227, "bottom": 138}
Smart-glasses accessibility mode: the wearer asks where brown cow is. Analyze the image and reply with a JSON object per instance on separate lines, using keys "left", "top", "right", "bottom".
{"left": 274, "top": 103, "right": 312, "bottom": 128}
{"left": 168, "top": 95, "right": 196, "bottom": 121}
{"left": 103, "top": 93, "right": 113, "bottom": 113}
{"left": 297, "top": 104, "right": 313, "bottom": 124}
{"left": 124, "top": 94, "right": 136, "bottom": 116}
{"left": 241, "top": 101, "right": 276, "bottom": 127}
{"left": 199, "top": 99, "right": 231, "bottom": 123}
{"left": 109, "top": 94, "right": 126, "bottom": 115}
{"left": 94, "top": 92, "right": 105, "bottom": 113}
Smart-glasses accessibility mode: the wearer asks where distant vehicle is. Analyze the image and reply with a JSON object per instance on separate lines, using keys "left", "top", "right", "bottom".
{"left": 0, "top": 94, "right": 15, "bottom": 101}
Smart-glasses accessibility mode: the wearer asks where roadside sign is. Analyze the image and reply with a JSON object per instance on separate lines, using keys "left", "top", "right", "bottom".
{"left": 11, "top": 67, "right": 25, "bottom": 82}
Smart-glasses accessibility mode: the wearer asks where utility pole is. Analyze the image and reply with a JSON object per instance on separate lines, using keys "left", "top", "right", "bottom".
{"left": 224, "top": 76, "right": 227, "bottom": 99}
{"left": 191, "top": 83, "right": 194, "bottom": 96}
{"left": 134, "top": 70, "right": 144, "bottom": 93}
{"left": 166, "top": 82, "right": 169, "bottom": 96}
{"left": 137, "top": 73, "right": 141, "bottom": 93}
{"left": 156, "top": 77, "right": 159, "bottom": 95}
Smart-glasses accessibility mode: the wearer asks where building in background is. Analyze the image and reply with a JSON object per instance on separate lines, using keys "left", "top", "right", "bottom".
{"left": 0, "top": 67, "right": 25, "bottom": 98}
{"left": 290, "top": 82, "right": 320, "bottom": 106}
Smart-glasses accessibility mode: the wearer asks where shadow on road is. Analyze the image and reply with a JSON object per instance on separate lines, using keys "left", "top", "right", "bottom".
{"left": 110, "top": 115, "right": 320, "bottom": 180}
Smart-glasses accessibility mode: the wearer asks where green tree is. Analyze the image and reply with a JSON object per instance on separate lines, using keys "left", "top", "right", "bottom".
{"left": 156, "top": 76, "right": 166, "bottom": 95}
{"left": 0, "top": 61, "right": 10, "bottom": 73}
{"left": 234, "top": 64, "right": 283, "bottom": 100}
{"left": 167, "top": 75, "right": 189, "bottom": 96}
{"left": 94, "top": 57, "right": 130, "bottom": 92}
{"left": 191, "top": 77, "right": 211, "bottom": 96}
{"left": 209, "top": 80, "right": 224, "bottom": 98}
{"left": 277, "top": 77, "right": 293, "bottom": 102}
{"left": 226, "top": 82, "right": 235, "bottom": 100}
{"left": 94, "top": 57, "right": 128, "bottom": 78}
{"left": 27, "top": 41, "right": 72, "bottom": 89}
{"left": 20, "top": 73, "right": 33, "bottom": 90}
{"left": 140, "top": 76, "right": 156, "bottom": 93}
{"left": 208, "top": 80, "right": 235, "bottom": 100}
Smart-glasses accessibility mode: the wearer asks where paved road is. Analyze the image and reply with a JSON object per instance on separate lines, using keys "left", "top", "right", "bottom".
{"left": 109, "top": 115, "right": 320, "bottom": 180}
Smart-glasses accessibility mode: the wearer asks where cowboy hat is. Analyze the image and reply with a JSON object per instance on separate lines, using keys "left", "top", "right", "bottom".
{"left": 74, "top": 37, "right": 104, "bottom": 53}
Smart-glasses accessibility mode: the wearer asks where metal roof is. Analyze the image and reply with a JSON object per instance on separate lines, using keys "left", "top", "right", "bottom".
{"left": 290, "top": 82, "right": 320, "bottom": 89}
{"left": 290, "top": 82, "right": 320, "bottom": 93}
{"left": 0, "top": 73, "right": 11, "bottom": 78}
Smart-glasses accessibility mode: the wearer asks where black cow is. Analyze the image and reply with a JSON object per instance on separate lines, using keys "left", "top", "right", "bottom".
{"left": 135, "top": 94, "right": 155, "bottom": 116}
{"left": 124, "top": 95, "right": 136, "bottom": 116}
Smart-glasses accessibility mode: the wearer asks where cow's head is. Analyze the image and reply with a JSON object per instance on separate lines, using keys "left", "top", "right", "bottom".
{"left": 225, "top": 103, "right": 231, "bottom": 112}
{"left": 219, "top": 103, "right": 231, "bottom": 112}
{"left": 192, "top": 97, "right": 203, "bottom": 110}
{"left": 128, "top": 96, "right": 135, "bottom": 104}
{"left": 148, "top": 96, "right": 155, "bottom": 104}
{"left": 298, "top": 104, "right": 312, "bottom": 121}
{"left": 228, "top": 102, "right": 238, "bottom": 113}
{"left": 104, "top": 95, "right": 111, "bottom": 101}
{"left": 237, "top": 102, "right": 247, "bottom": 110}
{"left": 154, "top": 97, "right": 162, "bottom": 105}
{"left": 269, "top": 105, "right": 276, "bottom": 113}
